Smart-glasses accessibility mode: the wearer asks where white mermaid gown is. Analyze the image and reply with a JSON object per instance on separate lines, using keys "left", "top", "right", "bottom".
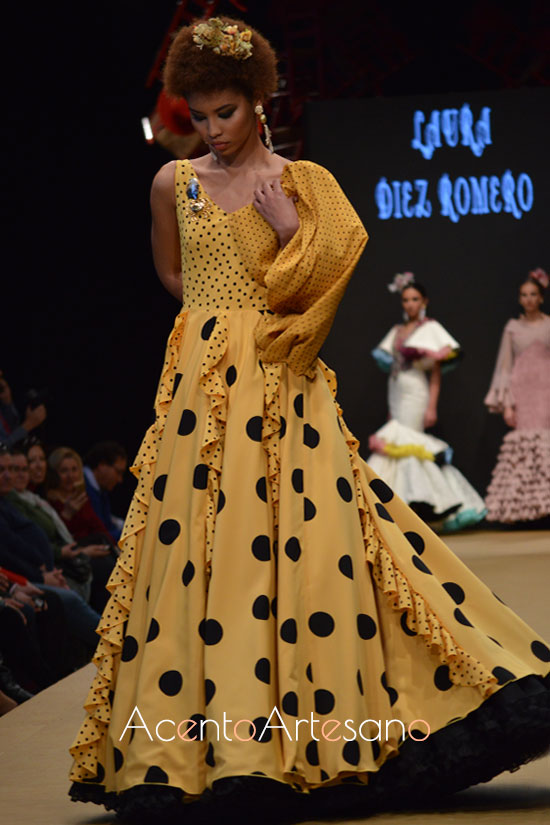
{"left": 367, "top": 320, "right": 486, "bottom": 531}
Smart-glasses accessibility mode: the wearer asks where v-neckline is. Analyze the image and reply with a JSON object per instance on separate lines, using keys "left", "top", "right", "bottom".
{"left": 185, "top": 158, "right": 294, "bottom": 216}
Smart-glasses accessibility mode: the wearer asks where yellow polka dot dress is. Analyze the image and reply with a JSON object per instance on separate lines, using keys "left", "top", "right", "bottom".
{"left": 69, "top": 160, "right": 550, "bottom": 818}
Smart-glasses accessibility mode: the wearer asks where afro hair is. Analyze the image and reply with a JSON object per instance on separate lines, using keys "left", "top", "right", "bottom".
{"left": 163, "top": 16, "right": 278, "bottom": 103}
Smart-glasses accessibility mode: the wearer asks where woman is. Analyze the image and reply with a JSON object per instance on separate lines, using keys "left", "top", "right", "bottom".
{"left": 68, "top": 17, "right": 550, "bottom": 821}
{"left": 46, "top": 447, "right": 114, "bottom": 542}
{"left": 484, "top": 268, "right": 550, "bottom": 522}
{"left": 368, "top": 274, "right": 487, "bottom": 532}
{"left": 46, "top": 446, "right": 117, "bottom": 610}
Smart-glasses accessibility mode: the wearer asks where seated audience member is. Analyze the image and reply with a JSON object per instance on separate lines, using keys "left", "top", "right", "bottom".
{"left": 0, "top": 449, "right": 100, "bottom": 651}
{"left": 25, "top": 437, "right": 48, "bottom": 496}
{"left": 10, "top": 447, "right": 113, "bottom": 605}
{"left": 0, "top": 370, "right": 47, "bottom": 448}
{"left": 83, "top": 441, "right": 127, "bottom": 541}
{"left": 0, "top": 568, "right": 75, "bottom": 691}
{"left": 46, "top": 447, "right": 114, "bottom": 541}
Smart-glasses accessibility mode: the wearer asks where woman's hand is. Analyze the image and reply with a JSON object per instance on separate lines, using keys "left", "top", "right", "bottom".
{"left": 61, "top": 490, "right": 88, "bottom": 520}
{"left": 80, "top": 544, "right": 111, "bottom": 558}
{"left": 503, "top": 406, "right": 517, "bottom": 428}
{"left": 253, "top": 178, "right": 299, "bottom": 247}
{"left": 424, "top": 406, "right": 437, "bottom": 428}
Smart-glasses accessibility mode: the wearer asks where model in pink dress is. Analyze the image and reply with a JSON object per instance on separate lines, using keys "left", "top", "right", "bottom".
{"left": 484, "top": 269, "right": 550, "bottom": 522}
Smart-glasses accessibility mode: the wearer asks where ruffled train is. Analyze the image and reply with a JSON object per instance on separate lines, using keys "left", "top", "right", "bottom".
{"left": 486, "top": 428, "right": 550, "bottom": 523}
{"left": 68, "top": 309, "right": 550, "bottom": 819}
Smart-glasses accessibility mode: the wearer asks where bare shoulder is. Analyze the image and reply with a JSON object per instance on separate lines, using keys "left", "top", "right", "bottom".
{"left": 151, "top": 160, "right": 178, "bottom": 202}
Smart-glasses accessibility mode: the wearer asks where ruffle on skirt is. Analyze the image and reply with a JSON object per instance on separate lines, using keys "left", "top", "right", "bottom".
{"left": 367, "top": 420, "right": 486, "bottom": 531}
{"left": 486, "top": 428, "right": 550, "bottom": 523}
{"left": 68, "top": 309, "right": 550, "bottom": 817}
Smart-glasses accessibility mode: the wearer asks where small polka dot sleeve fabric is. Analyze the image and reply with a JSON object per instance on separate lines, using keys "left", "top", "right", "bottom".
{"left": 254, "top": 162, "right": 368, "bottom": 378}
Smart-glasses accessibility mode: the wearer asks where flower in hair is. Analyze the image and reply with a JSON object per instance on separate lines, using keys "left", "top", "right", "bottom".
{"left": 192, "top": 18, "right": 253, "bottom": 61}
{"left": 388, "top": 271, "right": 415, "bottom": 293}
{"left": 529, "top": 268, "right": 549, "bottom": 289}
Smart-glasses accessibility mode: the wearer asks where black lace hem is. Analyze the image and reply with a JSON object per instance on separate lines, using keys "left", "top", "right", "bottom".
{"left": 69, "top": 673, "right": 550, "bottom": 823}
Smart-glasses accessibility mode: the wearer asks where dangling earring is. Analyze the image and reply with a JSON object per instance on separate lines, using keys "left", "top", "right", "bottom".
{"left": 402, "top": 310, "right": 409, "bottom": 322}
{"left": 255, "top": 103, "right": 274, "bottom": 153}
{"left": 419, "top": 306, "right": 426, "bottom": 321}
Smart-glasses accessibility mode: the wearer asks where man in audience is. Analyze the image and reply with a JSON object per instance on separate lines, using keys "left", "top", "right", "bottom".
{"left": 83, "top": 441, "right": 128, "bottom": 541}
{"left": 0, "top": 449, "right": 100, "bottom": 650}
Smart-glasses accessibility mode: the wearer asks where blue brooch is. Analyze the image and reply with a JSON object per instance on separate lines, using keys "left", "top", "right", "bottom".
{"left": 186, "top": 177, "right": 210, "bottom": 219}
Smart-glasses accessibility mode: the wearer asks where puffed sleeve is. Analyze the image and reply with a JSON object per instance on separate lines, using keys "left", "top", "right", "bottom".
{"left": 484, "top": 320, "right": 516, "bottom": 412}
{"left": 253, "top": 161, "right": 368, "bottom": 378}
{"left": 371, "top": 326, "right": 398, "bottom": 373}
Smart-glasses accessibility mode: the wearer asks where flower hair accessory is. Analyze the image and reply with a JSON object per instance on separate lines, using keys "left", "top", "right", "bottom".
{"left": 388, "top": 271, "right": 415, "bottom": 293}
{"left": 192, "top": 18, "right": 253, "bottom": 60}
{"left": 529, "top": 267, "right": 549, "bottom": 289}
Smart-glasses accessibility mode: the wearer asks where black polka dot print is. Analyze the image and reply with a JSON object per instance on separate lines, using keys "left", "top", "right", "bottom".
{"left": 304, "top": 498, "right": 317, "bottom": 520}
{"left": 357, "top": 613, "right": 377, "bottom": 640}
{"left": 251, "top": 717, "right": 271, "bottom": 743}
{"left": 178, "top": 409, "right": 197, "bottom": 436}
{"left": 159, "top": 670, "right": 183, "bottom": 696}
{"left": 492, "top": 666, "right": 516, "bottom": 685}
{"left": 252, "top": 595, "right": 270, "bottom": 620}
{"left": 256, "top": 477, "right": 268, "bottom": 502}
{"left": 381, "top": 672, "right": 398, "bottom": 705}
{"left": 153, "top": 474, "right": 167, "bottom": 501}
{"left": 314, "top": 689, "right": 335, "bottom": 714}
{"left": 434, "top": 665, "right": 453, "bottom": 691}
{"left": 531, "top": 641, "right": 550, "bottom": 662}
{"left": 306, "top": 740, "right": 319, "bottom": 766}
{"left": 405, "top": 531, "right": 425, "bottom": 554}
{"left": 198, "top": 619, "right": 223, "bottom": 645}
{"left": 369, "top": 478, "right": 394, "bottom": 503}
{"left": 246, "top": 416, "right": 263, "bottom": 442}
{"left": 121, "top": 635, "right": 138, "bottom": 662}
{"left": 337, "top": 477, "right": 353, "bottom": 502}
{"left": 205, "top": 679, "right": 216, "bottom": 704}
{"left": 172, "top": 372, "right": 183, "bottom": 395}
{"left": 158, "top": 519, "right": 181, "bottom": 545}
{"left": 400, "top": 611, "right": 417, "bottom": 636}
{"left": 201, "top": 317, "right": 217, "bottom": 339}
{"left": 252, "top": 535, "right": 271, "bottom": 561}
{"left": 293, "top": 393, "right": 304, "bottom": 418}
{"left": 454, "top": 608, "right": 473, "bottom": 627}
{"left": 255, "top": 658, "right": 271, "bottom": 684}
{"left": 357, "top": 669, "right": 364, "bottom": 695}
{"left": 113, "top": 748, "right": 123, "bottom": 772}
{"left": 303, "top": 423, "right": 320, "bottom": 448}
{"left": 412, "top": 555, "right": 432, "bottom": 574}
{"left": 282, "top": 691, "right": 298, "bottom": 716}
{"left": 338, "top": 554, "right": 353, "bottom": 579}
{"left": 192, "top": 464, "right": 209, "bottom": 490}
{"left": 285, "top": 537, "right": 301, "bottom": 562}
{"left": 375, "top": 502, "right": 394, "bottom": 522}
{"left": 342, "top": 741, "right": 360, "bottom": 766}
{"left": 306, "top": 663, "right": 313, "bottom": 683}
{"left": 309, "top": 612, "right": 334, "bottom": 637}
{"left": 225, "top": 365, "right": 237, "bottom": 386}
{"left": 146, "top": 618, "right": 160, "bottom": 643}
{"left": 217, "top": 490, "right": 226, "bottom": 513}
{"left": 182, "top": 561, "right": 195, "bottom": 587}
{"left": 291, "top": 469, "right": 304, "bottom": 494}
{"left": 280, "top": 619, "right": 298, "bottom": 643}
{"left": 443, "top": 582, "right": 465, "bottom": 604}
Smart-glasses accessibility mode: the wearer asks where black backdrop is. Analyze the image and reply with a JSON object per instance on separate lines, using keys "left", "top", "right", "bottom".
{"left": 306, "top": 88, "right": 549, "bottom": 496}
{"left": 2, "top": 4, "right": 548, "bottom": 512}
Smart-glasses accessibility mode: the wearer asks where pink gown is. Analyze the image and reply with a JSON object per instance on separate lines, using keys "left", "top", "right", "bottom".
{"left": 484, "top": 315, "right": 550, "bottom": 522}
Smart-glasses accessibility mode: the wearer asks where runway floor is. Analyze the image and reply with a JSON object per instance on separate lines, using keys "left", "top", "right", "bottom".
{"left": 1, "top": 529, "right": 549, "bottom": 825}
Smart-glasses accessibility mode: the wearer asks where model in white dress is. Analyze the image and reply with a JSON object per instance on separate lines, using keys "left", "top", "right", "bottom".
{"left": 367, "top": 277, "right": 486, "bottom": 531}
